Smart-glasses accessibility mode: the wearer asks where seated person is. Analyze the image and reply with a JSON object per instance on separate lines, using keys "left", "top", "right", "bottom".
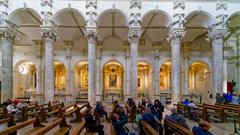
{"left": 146, "top": 100, "right": 154, "bottom": 112}
{"left": 141, "top": 108, "right": 161, "bottom": 131}
{"left": 95, "top": 101, "right": 108, "bottom": 119}
{"left": 223, "top": 91, "right": 233, "bottom": 103}
{"left": 110, "top": 113, "right": 128, "bottom": 135}
{"left": 141, "top": 98, "right": 147, "bottom": 107}
{"left": 7, "top": 102, "right": 20, "bottom": 115}
{"left": 153, "top": 99, "right": 164, "bottom": 121}
{"left": 232, "top": 94, "right": 239, "bottom": 105}
{"left": 182, "top": 99, "right": 189, "bottom": 106}
{"left": 0, "top": 99, "right": 12, "bottom": 108}
{"left": 165, "top": 108, "right": 189, "bottom": 129}
{"left": 192, "top": 120, "right": 213, "bottom": 135}
{"left": 16, "top": 101, "right": 28, "bottom": 110}
{"left": 215, "top": 93, "right": 225, "bottom": 104}
{"left": 188, "top": 100, "right": 197, "bottom": 121}
{"left": 84, "top": 109, "right": 104, "bottom": 135}
{"left": 113, "top": 100, "right": 121, "bottom": 113}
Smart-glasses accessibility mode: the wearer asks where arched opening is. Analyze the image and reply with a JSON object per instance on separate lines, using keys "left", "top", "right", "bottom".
{"left": 188, "top": 61, "right": 211, "bottom": 100}
{"left": 137, "top": 62, "right": 151, "bottom": 98}
{"left": 54, "top": 61, "right": 66, "bottom": 91}
{"left": 74, "top": 61, "right": 88, "bottom": 98}
{"left": 14, "top": 61, "right": 36, "bottom": 97}
{"left": 102, "top": 61, "right": 124, "bottom": 101}
{"left": 160, "top": 61, "right": 171, "bottom": 92}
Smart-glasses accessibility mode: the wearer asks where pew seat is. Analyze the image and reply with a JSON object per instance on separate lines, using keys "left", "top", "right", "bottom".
{"left": 140, "top": 120, "right": 158, "bottom": 135}
{"left": 70, "top": 122, "right": 85, "bottom": 135}
{"left": 53, "top": 127, "right": 71, "bottom": 135}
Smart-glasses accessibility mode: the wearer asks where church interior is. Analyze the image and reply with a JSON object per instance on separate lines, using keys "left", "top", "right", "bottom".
{"left": 0, "top": 0, "right": 240, "bottom": 135}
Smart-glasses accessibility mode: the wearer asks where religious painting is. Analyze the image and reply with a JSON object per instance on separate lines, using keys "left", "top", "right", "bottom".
{"left": 138, "top": 78, "right": 141, "bottom": 87}
{"left": 109, "top": 75, "right": 117, "bottom": 87}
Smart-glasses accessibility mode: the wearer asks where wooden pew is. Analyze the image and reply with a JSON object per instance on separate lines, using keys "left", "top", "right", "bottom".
{"left": 30, "top": 117, "right": 71, "bottom": 135}
{"left": 0, "top": 116, "right": 44, "bottom": 135}
{"left": 140, "top": 120, "right": 158, "bottom": 135}
{"left": 39, "top": 101, "right": 64, "bottom": 122}
{"left": 70, "top": 122, "right": 85, "bottom": 135}
{"left": 164, "top": 119, "right": 194, "bottom": 135}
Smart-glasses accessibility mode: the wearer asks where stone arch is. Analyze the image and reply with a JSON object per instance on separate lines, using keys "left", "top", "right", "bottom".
{"left": 97, "top": 9, "right": 129, "bottom": 26}
{"left": 141, "top": 9, "right": 173, "bottom": 26}
{"left": 227, "top": 11, "right": 240, "bottom": 21}
{"left": 53, "top": 8, "right": 86, "bottom": 23}
{"left": 185, "top": 11, "right": 216, "bottom": 27}
{"left": 9, "top": 8, "right": 41, "bottom": 24}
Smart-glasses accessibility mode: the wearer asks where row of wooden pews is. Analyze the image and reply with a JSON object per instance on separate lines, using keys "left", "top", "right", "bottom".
{"left": 0, "top": 102, "right": 91, "bottom": 135}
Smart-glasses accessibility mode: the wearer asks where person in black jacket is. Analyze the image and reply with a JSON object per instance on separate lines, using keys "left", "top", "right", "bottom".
{"left": 84, "top": 109, "right": 105, "bottom": 135}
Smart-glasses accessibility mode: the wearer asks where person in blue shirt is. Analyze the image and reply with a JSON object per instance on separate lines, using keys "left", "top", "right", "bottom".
{"left": 141, "top": 108, "right": 160, "bottom": 131}
{"left": 165, "top": 108, "right": 189, "bottom": 129}
{"left": 111, "top": 112, "right": 128, "bottom": 135}
{"left": 223, "top": 91, "right": 233, "bottom": 103}
{"left": 95, "top": 101, "right": 108, "bottom": 120}
{"left": 182, "top": 99, "right": 189, "bottom": 106}
{"left": 192, "top": 120, "right": 213, "bottom": 135}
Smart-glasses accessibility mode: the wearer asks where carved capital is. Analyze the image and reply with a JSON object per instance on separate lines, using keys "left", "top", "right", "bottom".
{"left": 40, "top": 26, "right": 57, "bottom": 41}
{"left": 129, "top": 13, "right": 141, "bottom": 27}
{"left": 41, "top": 0, "right": 53, "bottom": 7}
{"left": 84, "top": 27, "right": 98, "bottom": 41}
{"left": 0, "top": 27, "right": 16, "bottom": 41}
{"left": 208, "top": 28, "right": 229, "bottom": 40}
{"left": 0, "top": 0, "right": 9, "bottom": 26}
{"left": 167, "top": 28, "right": 185, "bottom": 43}
{"left": 128, "top": 28, "right": 141, "bottom": 43}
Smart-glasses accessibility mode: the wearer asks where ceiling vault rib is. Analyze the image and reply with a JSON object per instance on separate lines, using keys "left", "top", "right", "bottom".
{"left": 141, "top": 13, "right": 156, "bottom": 37}
{"left": 69, "top": 11, "right": 84, "bottom": 36}
{"left": 112, "top": 12, "right": 115, "bottom": 37}
{"left": 26, "top": 10, "right": 42, "bottom": 24}
{"left": 184, "top": 14, "right": 198, "bottom": 27}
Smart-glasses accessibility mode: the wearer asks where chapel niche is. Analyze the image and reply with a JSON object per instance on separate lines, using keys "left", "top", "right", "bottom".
{"left": 74, "top": 62, "right": 88, "bottom": 97}
{"left": 54, "top": 61, "right": 66, "bottom": 91}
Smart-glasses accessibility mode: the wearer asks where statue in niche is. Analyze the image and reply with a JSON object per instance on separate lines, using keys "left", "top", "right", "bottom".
{"left": 109, "top": 75, "right": 117, "bottom": 87}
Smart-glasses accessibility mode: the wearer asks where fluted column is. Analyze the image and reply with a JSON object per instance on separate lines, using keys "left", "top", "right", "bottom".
{"left": 168, "top": 29, "right": 185, "bottom": 104}
{"left": 85, "top": 28, "right": 97, "bottom": 105}
{"left": 128, "top": 28, "right": 141, "bottom": 100}
{"left": 0, "top": 30, "right": 15, "bottom": 102}
{"left": 222, "top": 58, "right": 228, "bottom": 93}
{"left": 40, "top": 27, "right": 57, "bottom": 102}
{"left": 209, "top": 29, "right": 228, "bottom": 96}
{"left": 34, "top": 40, "right": 43, "bottom": 94}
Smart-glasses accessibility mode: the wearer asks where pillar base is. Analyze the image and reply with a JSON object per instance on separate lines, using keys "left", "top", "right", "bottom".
{"left": 96, "top": 93, "right": 102, "bottom": 102}
{"left": 171, "top": 94, "right": 180, "bottom": 105}
{"left": 35, "top": 93, "right": 44, "bottom": 104}
{"left": 124, "top": 94, "right": 131, "bottom": 101}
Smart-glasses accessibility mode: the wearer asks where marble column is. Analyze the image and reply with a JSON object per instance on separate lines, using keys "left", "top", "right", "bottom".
{"left": 183, "top": 43, "right": 190, "bottom": 95}
{"left": 96, "top": 41, "right": 102, "bottom": 101}
{"left": 124, "top": 41, "right": 131, "bottom": 100}
{"left": 209, "top": 29, "right": 228, "bottom": 96}
{"left": 153, "top": 42, "right": 161, "bottom": 96}
{"left": 168, "top": 29, "right": 185, "bottom": 104}
{"left": 34, "top": 40, "right": 43, "bottom": 95}
{"left": 222, "top": 59, "right": 228, "bottom": 93}
{"left": 40, "top": 27, "right": 57, "bottom": 102}
{"left": 128, "top": 28, "right": 141, "bottom": 100}
{"left": 0, "top": 30, "right": 15, "bottom": 102}
{"left": 65, "top": 42, "right": 72, "bottom": 102}
{"left": 85, "top": 28, "right": 97, "bottom": 105}
{"left": 237, "top": 36, "right": 240, "bottom": 91}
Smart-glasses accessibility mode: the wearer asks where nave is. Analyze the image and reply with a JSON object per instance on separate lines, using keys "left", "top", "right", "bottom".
{"left": 0, "top": 98, "right": 238, "bottom": 135}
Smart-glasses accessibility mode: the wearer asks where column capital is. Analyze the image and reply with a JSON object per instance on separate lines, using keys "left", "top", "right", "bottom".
{"left": 208, "top": 28, "right": 229, "bottom": 40}
{"left": 128, "top": 27, "right": 142, "bottom": 43}
{"left": 167, "top": 28, "right": 185, "bottom": 43}
{"left": 84, "top": 27, "right": 98, "bottom": 41}
{"left": 40, "top": 26, "right": 57, "bottom": 41}
{"left": 0, "top": 27, "right": 16, "bottom": 41}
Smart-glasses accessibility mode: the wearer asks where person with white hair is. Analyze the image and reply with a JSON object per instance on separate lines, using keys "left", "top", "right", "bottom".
{"left": 165, "top": 108, "right": 189, "bottom": 129}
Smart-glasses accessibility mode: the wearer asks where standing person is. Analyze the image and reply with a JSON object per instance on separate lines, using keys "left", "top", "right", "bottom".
{"left": 192, "top": 120, "right": 213, "bottom": 135}
{"left": 111, "top": 112, "right": 128, "bottom": 135}
{"left": 153, "top": 99, "right": 164, "bottom": 121}
{"left": 84, "top": 109, "right": 105, "bottom": 135}
{"left": 113, "top": 100, "right": 121, "bottom": 113}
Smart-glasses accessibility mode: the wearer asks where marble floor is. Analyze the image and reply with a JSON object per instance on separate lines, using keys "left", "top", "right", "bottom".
{"left": 0, "top": 102, "right": 237, "bottom": 135}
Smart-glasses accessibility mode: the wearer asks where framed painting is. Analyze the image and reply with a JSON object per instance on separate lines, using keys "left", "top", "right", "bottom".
{"left": 109, "top": 75, "right": 117, "bottom": 87}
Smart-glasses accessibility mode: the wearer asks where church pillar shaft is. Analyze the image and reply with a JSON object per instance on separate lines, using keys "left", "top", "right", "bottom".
{"left": 0, "top": 33, "right": 14, "bottom": 102}
{"left": 36, "top": 55, "right": 42, "bottom": 94}
{"left": 223, "top": 59, "right": 228, "bottom": 93}
{"left": 168, "top": 29, "right": 185, "bottom": 104}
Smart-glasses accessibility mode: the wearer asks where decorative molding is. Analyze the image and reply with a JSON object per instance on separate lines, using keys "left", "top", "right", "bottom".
{"left": 0, "top": 0, "right": 9, "bottom": 26}
{"left": 40, "top": 26, "right": 57, "bottom": 41}
{"left": 0, "top": 28, "right": 16, "bottom": 41}
{"left": 129, "top": 13, "right": 141, "bottom": 27}
{"left": 173, "top": 0, "right": 185, "bottom": 10}
{"left": 41, "top": 0, "right": 53, "bottom": 7}
{"left": 86, "top": 11, "right": 97, "bottom": 26}
{"left": 208, "top": 28, "right": 229, "bottom": 40}
{"left": 128, "top": 28, "right": 141, "bottom": 43}
{"left": 216, "top": 0, "right": 228, "bottom": 11}
{"left": 84, "top": 27, "right": 98, "bottom": 41}
{"left": 212, "top": 0, "right": 228, "bottom": 29}
{"left": 86, "top": 0, "right": 97, "bottom": 9}
{"left": 130, "top": 0, "right": 141, "bottom": 9}
{"left": 167, "top": 28, "right": 185, "bottom": 43}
